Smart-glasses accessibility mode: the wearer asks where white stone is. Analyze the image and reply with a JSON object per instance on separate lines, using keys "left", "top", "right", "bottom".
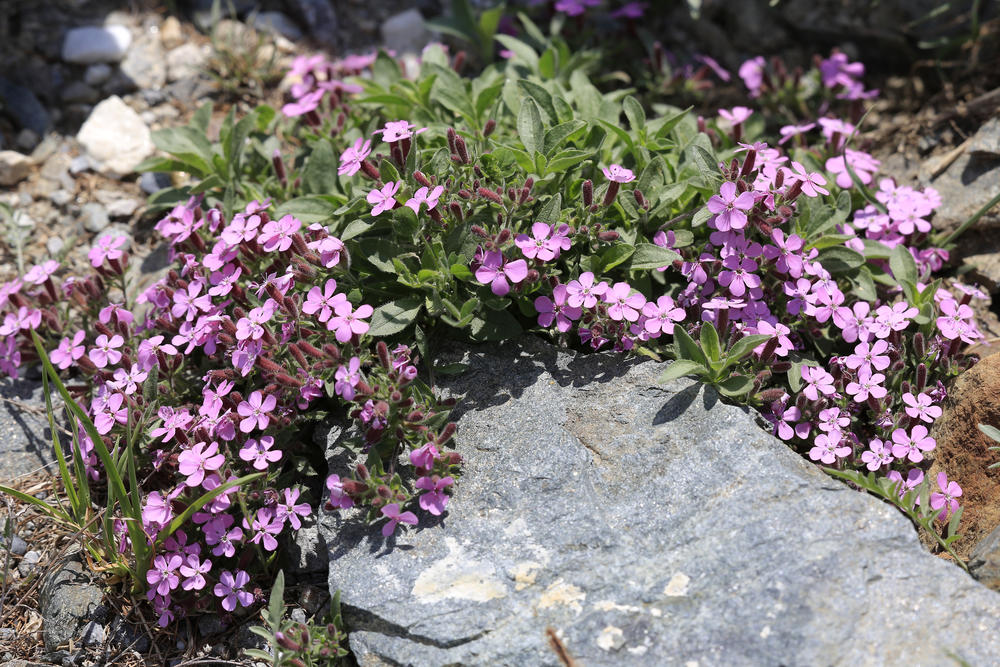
{"left": 76, "top": 96, "right": 154, "bottom": 178}
{"left": 106, "top": 198, "right": 140, "bottom": 218}
{"left": 0, "top": 151, "right": 32, "bottom": 186}
{"left": 381, "top": 9, "right": 433, "bottom": 55}
{"left": 166, "top": 44, "right": 209, "bottom": 83}
{"left": 62, "top": 25, "right": 132, "bottom": 64}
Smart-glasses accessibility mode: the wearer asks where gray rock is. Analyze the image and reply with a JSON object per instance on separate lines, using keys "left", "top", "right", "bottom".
{"left": 0, "top": 627, "right": 14, "bottom": 642}
{"left": 930, "top": 118, "right": 1000, "bottom": 234}
{"left": 47, "top": 237, "right": 65, "bottom": 256}
{"left": 79, "top": 621, "right": 105, "bottom": 647}
{"left": 106, "top": 198, "right": 140, "bottom": 218}
{"left": 971, "top": 522, "right": 1000, "bottom": 591}
{"left": 140, "top": 171, "right": 172, "bottom": 194}
{"left": 18, "top": 550, "right": 41, "bottom": 578}
{"left": 285, "top": 0, "right": 339, "bottom": 46}
{"left": 81, "top": 202, "right": 110, "bottom": 233}
{"left": 287, "top": 517, "right": 326, "bottom": 574}
{"left": 62, "top": 26, "right": 132, "bottom": 64}
{"left": 1, "top": 535, "right": 27, "bottom": 556}
{"left": 83, "top": 64, "right": 113, "bottom": 87}
{"left": 120, "top": 33, "right": 166, "bottom": 90}
{"left": 39, "top": 557, "right": 104, "bottom": 651}
{"left": 0, "top": 377, "right": 56, "bottom": 479}
{"left": 49, "top": 191, "right": 73, "bottom": 208}
{"left": 69, "top": 156, "right": 92, "bottom": 175}
{"left": 0, "top": 151, "right": 32, "bottom": 187}
{"left": 322, "top": 338, "right": 1000, "bottom": 666}
{"left": 252, "top": 12, "right": 303, "bottom": 41}
{"left": 77, "top": 96, "right": 154, "bottom": 178}
{"left": 15, "top": 130, "right": 39, "bottom": 153}
{"left": 166, "top": 44, "right": 209, "bottom": 83}
{"left": 61, "top": 82, "right": 99, "bottom": 105}
{"left": 381, "top": 9, "right": 432, "bottom": 55}
{"left": 970, "top": 117, "right": 1000, "bottom": 158}
{"left": 197, "top": 614, "right": 227, "bottom": 637}
{"left": 106, "top": 616, "right": 150, "bottom": 653}
{"left": 0, "top": 78, "right": 51, "bottom": 136}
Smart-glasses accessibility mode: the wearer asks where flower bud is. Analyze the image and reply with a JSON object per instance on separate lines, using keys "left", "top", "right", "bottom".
{"left": 456, "top": 136, "right": 470, "bottom": 164}
{"left": 582, "top": 179, "right": 593, "bottom": 208}
{"left": 356, "top": 463, "right": 369, "bottom": 479}
{"left": 414, "top": 171, "right": 432, "bottom": 187}
{"left": 597, "top": 231, "right": 620, "bottom": 242}
{"left": 483, "top": 118, "right": 496, "bottom": 137}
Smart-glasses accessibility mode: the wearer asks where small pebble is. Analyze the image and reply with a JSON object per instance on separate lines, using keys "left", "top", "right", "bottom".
{"left": 81, "top": 202, "right": 110, "bottom": 233}
{"left": 2, "top": 534, "right": 28, "bottom": 556}
{"left": 69, "top": 155, "right": 92, "bottom": 175}
{"left": 84, "top": 64, "right": 113, "bottom": 86}
{"left": 50, "top": 190, "right": 73, "bottom": 207}
{"left": 80, "top": 621, "right": 106, "bottom": 646}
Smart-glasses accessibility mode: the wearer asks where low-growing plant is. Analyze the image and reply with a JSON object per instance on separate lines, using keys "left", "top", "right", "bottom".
{"left": 0, "top": 1, "right": 987, "bottom": 636}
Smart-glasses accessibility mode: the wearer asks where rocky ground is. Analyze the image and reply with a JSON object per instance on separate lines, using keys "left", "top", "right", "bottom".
{"left": 0, "top": 0, "right": 999, "bottom": 665}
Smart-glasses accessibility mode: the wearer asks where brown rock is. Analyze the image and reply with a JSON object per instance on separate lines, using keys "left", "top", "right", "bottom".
{"left": 929, "top": 352, "right": 1000, "bottom": 558}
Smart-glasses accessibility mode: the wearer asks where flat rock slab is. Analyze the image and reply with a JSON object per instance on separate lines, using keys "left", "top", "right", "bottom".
{"left": 0, "top": 377, "right": 55, "bottom": 481}
{"left": 322, "top": 338, "right": 1000, "bottom": 666}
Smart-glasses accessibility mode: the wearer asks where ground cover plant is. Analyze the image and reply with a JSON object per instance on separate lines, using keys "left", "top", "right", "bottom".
{"left": 0, "top": 0, "right": 989, "bottom": 647}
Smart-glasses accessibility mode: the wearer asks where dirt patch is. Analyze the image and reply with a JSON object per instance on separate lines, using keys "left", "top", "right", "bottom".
{"left": 929, "top": 352, "right": 1000, "bottom": 559}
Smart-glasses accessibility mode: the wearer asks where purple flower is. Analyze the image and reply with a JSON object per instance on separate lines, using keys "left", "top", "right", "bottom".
{"left": 604, "top": 282, "right": 645, "bottom": 322}
{"left": 146, "top": 554, "right": 183, "bottom": 596}
{"left": 860, "top": 439, "right": 894, "bottom": 471}
{"left": 179, "top": 555, "right": 212, "bottom": 591}
{"left": 51, "top": 331, "right": 86, "bottom": 370}
{"left": 409, "top": 442, "right": 439, "bottom": 471}
{"left": 339, "top": 137, "right": 372, "bottom": 176}
{"left": 902, "top": 392, "right": 942, "bottom": 423}
{"left": 767, "top": 398, "right": 810, "bottom": 441}
{"left": 474, "top": 251, "right": 528, "bottom": 297}
{"left": 277, "top": 487, "right": 312, "bottom": 530}
{"left": 707, "top": 182, "right": 755, "bottom": 231}
{"left": 930, "top": 472, "right": 962, "bottom": 520}
{"left": 888, "top": 468, "right": 924, "bottom": 502}
{"left": 890, "top": 425, "right": 935, "bottom": 463}
{"left": 565, "top": 272, "right": 608, "bottom": 309}
{"left": 738, "top": 57, "right": 766, "bottom": 96}
{"left": 151, "top": 406, "right": 193, "bottom": 443}
{"left": 845, "top": 369, "right": 886, "bottom": 403}
{"left": 642, "top": 295, "right": 686, "bottom": 335}
{"left": 611, "top": 2, "right": 648, "bottom": 18}
{"left": 367, "top": 181, "right": 402, "bottom": 216}
{"left": 534, "top": 285, "right": 582, "bottom": 332}
{"left": 325, "top": 474, "right": 355, "bottom": 509}
{"left": 88, "top": 235, "right": 126, "bottom": 267}
{"left": 0, "top": 307, "right": 42, "bottom": 337}
{"left": 259, "top": 214, "right": 302, "bottom": 252}
{"left": 214, "top": 570, "right": 254, "bottom": 612}
{"left": 809, "top": 432, "right": 851, "bottom": 464}
{"left": 415, "top": 476, "right": 454, "bottom": 515}
{"left": 785, "top": 162, "right": 829, "bottom": 197}
{"left": 239, "top": 436, "right": 282, "bottom": 470}
{"left": 844, "top": 340, "right": 890, "bottom": 375}
{"left": 800, "top": 366, "right": 835, "bottom": 401}
{"left": 718, "top": 106, "right": 752, "bottom": 124}
{"left": 516, "top": 222, "right": 561, "bottom": 261}
{"left": 404, "top": 185, "right": 444, "bottom": 214}
{"left": 373, "top": 120, "right": 425, "bottom": 142}
{"left": 602, "top": 164, "right": 635, "bottom": 183}
{"left": 178, "top": 441, "right": 225, "bottom": 487}
{"left": 380, "top": 503, "right": 418, "bottom": 537}
{"left": 762, "top": 229, "right": 805, "bottom": 277}
{"left": 247, "top": 508, "right": 283, "bottom": 551}
{"left": 327, "top": 301, "right": 373, "bottom": 343}
{"left": 334, "top": 356, "right": 362, "bottom": 401}
{"left": 237, "top": 391, "right": 277, "bottom": 433}
{"left": 302, "top": 279, "right": 344, "bottom": 323}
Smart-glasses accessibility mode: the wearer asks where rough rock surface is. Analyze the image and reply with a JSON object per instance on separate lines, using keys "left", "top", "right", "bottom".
{"left": 971, "top": 522, "right": 1000, "bottom": 591}
{"left": 322, "top": 338, "right": 1000, "bottom": 666}
{"left": 0, "top": 377, "right": 55, "bottom": 480}
{"left": 39, "top": 557, "right": 105, "bottom": 652}
{"left": 928, "top": 119, "right": 1000, "bottom": 235}
{"left": 76, "top": 96, "right": 154, "bottom": 178}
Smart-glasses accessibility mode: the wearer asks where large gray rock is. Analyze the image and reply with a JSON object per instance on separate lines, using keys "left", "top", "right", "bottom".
{"left": 39, "top": 557, "right": 105, "bottom": 651}
{"left": 0, "top": 377, "right": 56, "bottom": 481}
{"left": 929, "top": 120, "right": 1000, "bottom": 235}
{"left": 321, "top": 338, "right": 1000, "bottom": 666}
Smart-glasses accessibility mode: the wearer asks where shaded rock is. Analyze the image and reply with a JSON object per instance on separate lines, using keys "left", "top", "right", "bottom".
{"left": 252, "top": 11, "right": 303, "bottom": 41}
{"left": 197, "top": 614, "right": 227, "bottom": 637}
{"left": 0, "top": 535, "right": 27, "bottom": 556}
{"left": 60, "top": 82, "right": 98, "bottom": 105}
{"left": 15, "top": 130, "right": 39, "bottom": 153}
{"left": 930, "top": 120, "right": 1000, "bottom": 235}
{"left": 971, "top": 522, "right": 1000, "bottom": 591}
{"left": 285, "top": 0, "right": 339, "bottom": 46}
{"left": 166, "top": 44, "right": 209, "bottom": 83}
{"left": 0, "top": 377, "right": 54, "bottom": 479}
{"left": 47, "top": 237, "right": 65, "bottom": 256}
{"left": 120, "top": 33, "right": 166, "bottom": 90}
{"left": 323, "top": 338, "right": 1000, "bottom": 666}
{"left": 381, "top": 9, "right": 431, "bottom": 55}
{"left": 18, "top": 550, "right": 41, "bottom": 577}
{"left": 106, "top": 616, "right": 150, "bottom": 654}
{"left": 0, "top": 151, "right": 32, "bottom": 186}
{"left": 140, "top": 172, "right": 172, "bottom": 194}
{"left": 77, "top": 96, "right": 153, "bottom": 178}
{"left": 83, "top": 64, "right": 113, "bottom": 87}
{"left": 287, "top": 516, "right": 326, "bottom": 574}
{"left": 0, "top": 78, "right": 50, "bottom": 136}
{"left": 39, "top": 558, "right": 104, "bottom": 651}
{"left": 930, "top": 353, "right": 1000, "bottom": 558}
{"left": 79, "top": 621, "right": 105, "bottom": 647}
{"left": 62, "top": 26, "right": 132, "bottom": 64}
{"left": 81, "top": 202, "right": 110, "bottom": 233}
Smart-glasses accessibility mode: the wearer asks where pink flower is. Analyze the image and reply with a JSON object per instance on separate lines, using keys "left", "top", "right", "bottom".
{"left": 237, "top": 391, "right": 276, "bottom": 433}
{"left": 327, "top": 301, "right": 373, "bottom": 343}
{"left": 373, "top": 120, "right": 426, "bottom": 142}
{"left": 534, "top": 285, "right": 582, "bottom": 332}
{"left": 516, "top": 222, "right": 560, "bottom": 261}
{"left": 89, "top": 334, "right": 124, "bottom": 369}
{"left": 555, "top": 0, "right": 600, "bottom": 16}
{"left": 739, "top": 57, "right": 766, "bottom": 96}
{"left": 367, "top": 181, "right": 402, "bottom": 216}
{"left": 800, "top": 366, "right": 835, "bottom": 400}
{"left": 409, "top": 442, "right": 438, "bottom": 471}
{"left": 179, "top": 555, "right": 212, "bottom": 591}
{"left": 214, "top": 570, "right": 254, "bottom": 612}
{"left": 474, "top": 251, "right": 528, "bottom": 297}
{"left": 888, "top": 468, "right": 925, "bottom": 502}
{"left": 178, "top": 441, "right": 225, "bottom": 487}
{"left": 809, "top": 432, "right": 851, "bottom": 464}
{"left": 707, "top": 182, "right": 755, "bottom": 231}
{"left": 303, "top": 279, "right": 344, "bottom": 323}
{"left": 277, "top": 487, "right": 312, "bottom": 530}
{"left": 416, "top": 476, "right": 454, "bottom": 515}
{"left": 642, "top": 295, "right": 686, "bottom": 335}
{"left": 930, "top": 472, "right": 962, "bottom": 520}
{"left": 282, "top": 88, "right": 324, "bottom": 117}
{"left": 845, "top": 369, "right": 886, "bottom": 403}
{"left": 890, "top": 424, "right": 936, "bottom": 463}
{"left": 844, "top": 340, "right": 890, "bottom": 375}
{"left": 146, "top": 554, "right": 183, "bottom": 596}
{"left": 151, "top": 406, "right": 194, "bottom": 442}
{"left": 902, "top": 392, "right": 942, "bottom": 424}
{"left": 239, "top": 435, "right": 282, "bottom": 470}
{"left": 718, "top": 106, "right": 752, "bottom": 124}
{"left": 380, "top": 503, "right": 418, "bottom": 537}
{"left": 247, "top": 508, "right": 283, "bottom": 551}
{"left": 220, "top": 214, "right": 261, "bottom": 245}
{"left": 404, "top": 185, "right": 444, "bottom": 214}
{"left": 88, "top": 235, "right": 126, "bottom": 267}
{"left": 51, "top": 331, "right": 86, "bottom": 370}
{"left": 604, "top": 282, "right": 645, "bottom": 322}
{"left": 334, "top": 356, "right": 362, "bottom": 400}
{"left": 565, "top": 272, "right": 608, "bottom": 309}
{"left": 860, "top": 439, "right": 894, "bottom": 471}
{"left": 785, "top": 161, "right": 829, "bottom": 197}
{"left": 325, "top": 474, "right": 355, "bottom": 509}
{"left": 610, "top": 1, "right": 647, "bottom": 18}
{"left": 259, "top": 215, "right": 302, "bottom": 252}
{"left": 601, "top": 164, "right": 635, "bottom": 183}
{"left": 339, "top": 137, "right": 372, "bottom": 176}
{"left": 24, "top": 260, "right": 60, "bottom": 285}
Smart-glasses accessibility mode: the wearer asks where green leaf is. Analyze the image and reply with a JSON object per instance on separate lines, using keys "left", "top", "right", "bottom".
{"left": 469, "top": 308, "right": 522, "bottom": 341}
{"left": 716, "top": 374, "right": 754, "bottom": 397}
{"left": 700, "top": 322, "right": 722, "bottom": 362}
{"left": 889, "top": 244, "right": 918, "bottom": 286}
{"left": 672, "top": 325, "right": 708, "bottom": 367}
{"left": 150, "top": 126, "right": 213, "bottom": 176}
{"left": 368, "top": 296, "right": 424, "bottom": 336}
{"left": 817, "top": 246, "right": 865, "bottom": 273}
{"left": 536, "top": 193, "right": 562, "bottom": 224}
{"left": 623, "top": 95, "right": 645, "bottom": 132}
{"left": 495, "top": 34, "right": 539, "bottom": 70}
{"left": 597, "top": 119, "right": 634, "bottom": 153}
{"left": 274, "top": 196, "right": 339, "bottom": 223}
{"left": 155, "top": 473, "right": 264, "bottom": 549}
{"left": 688, "top": 142, "right": 720, "bottom": 185}
{"left": 451, "top": 263, "right": 474, "bottom": 281}
{"left": 653, "top": 106, "right": 692, "bottom": 139}
{"left": 268, "top": 570, "right": 285, "bottom": 624}
{"left": 659, "top": 359, "right": 706, "bottom": 383}
{"left": 629, "top": 243, "right": 681, "bottom": 270}
{"left": 517, "top": 98, "right": 544, "bottom": 156}
{"left": 979, "top": 424, "right": 1000, "bottom": 443}
{"left": 517, "top": 79, "right": 556, "bottom": 124}
{"left": 302, "top": 139, "right": 339, "bottom": 195}
{"left": 545, "top": 149, "right": 591, "bottom": 173}
{"left": 600, "top": 243, "right": 635, "bottom": 271}
{"left": 725, "top": 333, "right": 771, "bottom": 364}
{"left": 543, "top": 120, "right": 587, "bottom": 155}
